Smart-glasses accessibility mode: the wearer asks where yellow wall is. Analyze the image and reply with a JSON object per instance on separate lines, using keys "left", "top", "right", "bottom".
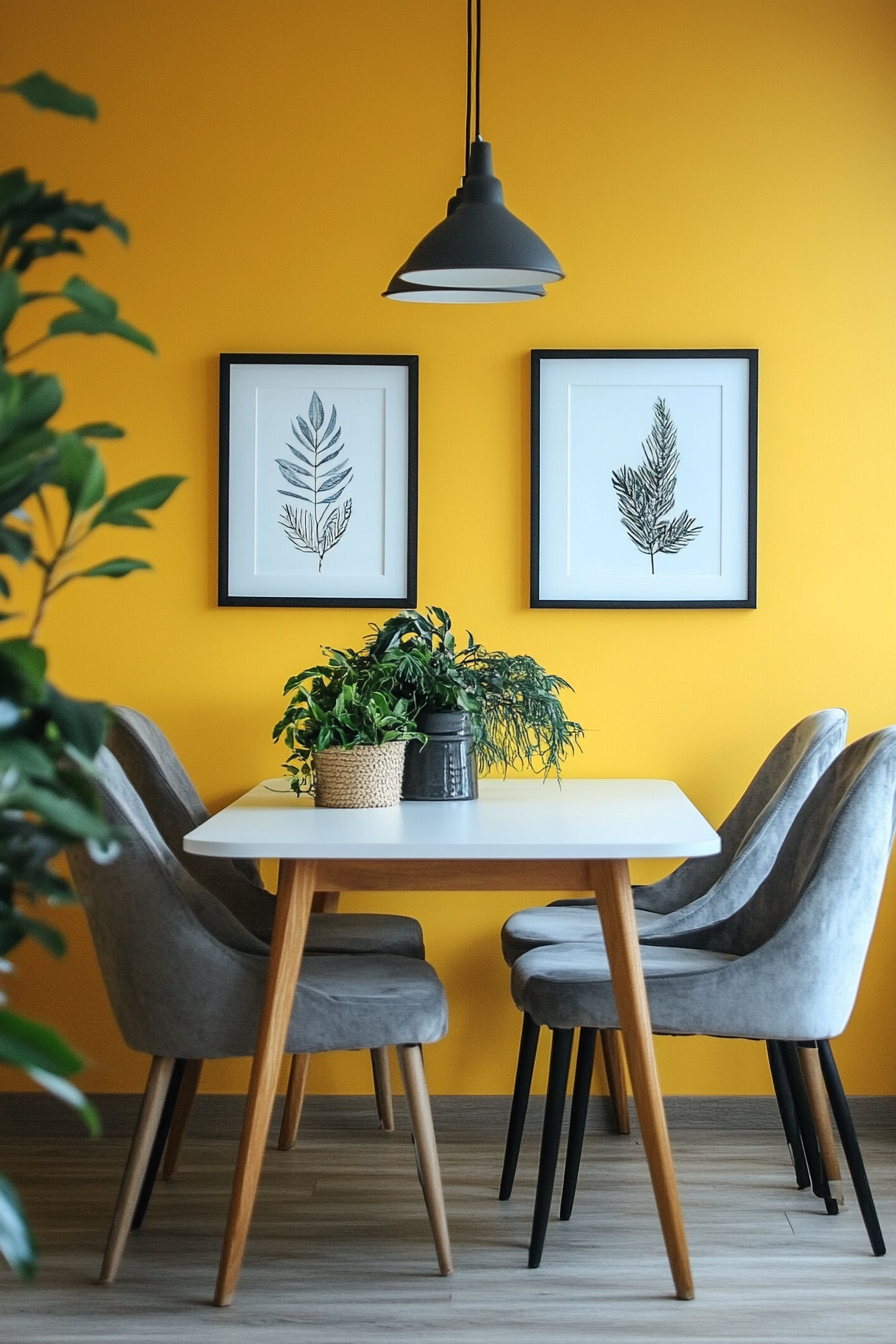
{"left": 2, "top": 0, "right": 895, "bottom": 1098}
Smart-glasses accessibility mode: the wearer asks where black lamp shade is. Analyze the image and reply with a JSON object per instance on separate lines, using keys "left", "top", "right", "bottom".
{"left": 396, "top": 141, "right": 564, "bottom": 289}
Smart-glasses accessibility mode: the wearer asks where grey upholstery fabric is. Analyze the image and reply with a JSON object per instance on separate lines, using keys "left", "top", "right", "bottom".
{"left": 108, "top": 706, "right": 425, "bottom": 959}
{"left": 68, "top": 750, "right": 448, "bottom": 1059}
{"left": 512, "top": 729, "right": 896, "bottom": 1042}
{"left": 500, "top": 709, "right": 848, "bottom": 965}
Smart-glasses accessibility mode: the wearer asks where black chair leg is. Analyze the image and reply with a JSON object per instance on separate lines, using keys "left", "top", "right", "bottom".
{"left": 767, "top": 1040, "right": 811, "bottom": 1190}
{"left": 560, "top": 1028, "right": 596, "bottom": 1221}
{"left": 779, "top": 1041, "right": 839, "bottom": 1215}
{"left": 528, "top": 1028, "right": 574, "bottom": 1269}
{"left": 131, "top": 1057, "right": 187, "bottom": 1230}
{"left": 817, "top": 1039, "right": 886, "bottom": 1256}
{"left": 499, "top": 1012, "right": 541, "bottom": 1201}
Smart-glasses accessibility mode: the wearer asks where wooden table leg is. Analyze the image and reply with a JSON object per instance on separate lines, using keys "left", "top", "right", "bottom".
{"left": 214, "top": 858, "right": 317, "bottom": 1307}
{"left": 590, "top": 859, "right": 694, "bottom": 1301}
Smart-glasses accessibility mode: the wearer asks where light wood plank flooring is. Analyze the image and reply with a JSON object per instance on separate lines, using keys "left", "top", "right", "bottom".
{"left": 2, "top": 1105, "right": 894, "bottom": 1342}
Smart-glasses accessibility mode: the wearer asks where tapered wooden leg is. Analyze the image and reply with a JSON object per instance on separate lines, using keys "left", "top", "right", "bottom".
{"left": 99, "top": 1055, "right": 175, "bottom": 1284}
{"left": 278, "top": 1053, "right": 312, "bottom": 1150}
{"left": 371, "top": 1046, "right": 395, "bottom": 1131}
{"left": 276, "top": 891, "right": 338, "bottom": 1150}
{"left": 798, "top": 1044, "right": 843, "bottom": 1205}
{"left": 214, "top": 858, "right": 317, "bottom": 1307}
{"left": 600, "top": 1028, "right": 631, "bottom": 1135}
{"left": 162, "top": 1058, "right": 204, "bottom": 1180}
{"left": 590, "top": 859, "right": 694, "bottom": 1301}
{"left": 398, "top": 1045, "right": 453, "bottom": 1276}
{"left": 780, "top": 1042, "right": 838, "bottom": 1214}
{"left": 132, "top": 1058, "right": 187, "bottom": 1229}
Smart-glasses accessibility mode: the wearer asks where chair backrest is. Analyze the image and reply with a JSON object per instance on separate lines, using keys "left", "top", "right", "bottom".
{"left": 637, "top": 709, "right": 847, "bottom": 921}
{"left": 662, "top": 728, "right": 896, "bottom": 1040}
{"left": 108, "top": 706, "right": 264, "bottom": 892}
{"left": 68, "top": 748, "right": 270, "bottom": 1059}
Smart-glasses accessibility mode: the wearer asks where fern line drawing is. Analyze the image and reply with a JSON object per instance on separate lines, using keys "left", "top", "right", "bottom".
{"left": 276, "top": 391, "right": 353, "bottom": 571}
{"left": 610, "top": 397, "right": 702, "bottom": 574}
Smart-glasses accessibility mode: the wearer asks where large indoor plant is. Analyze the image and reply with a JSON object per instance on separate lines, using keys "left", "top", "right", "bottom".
{"left": 0, "top": 68, "right": 184, "bottom": 1277}
{"left": 275, "top": 607, "right": 583, "bottom": 802}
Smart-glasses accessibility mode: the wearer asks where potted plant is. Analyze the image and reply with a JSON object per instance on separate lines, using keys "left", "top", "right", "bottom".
{"left": 275, "top": 607, "right": 583, "bottom": 805}
{"left": 273, "top": 648, "right": 425, "bottom": 807}
{"left": 366, "top": 608, "right": 584, "bottom": 798}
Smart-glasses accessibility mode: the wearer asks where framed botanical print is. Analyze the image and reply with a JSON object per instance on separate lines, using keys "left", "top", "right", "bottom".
{"left": 530, "top": 349, "right": 757, "bottom": 608}
{"left": 219, "top": 354, "right": 418, "bottom": 607}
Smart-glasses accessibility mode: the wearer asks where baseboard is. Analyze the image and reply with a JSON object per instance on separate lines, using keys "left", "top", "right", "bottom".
{"left": 1, "top": 1091, "right": 894, "bottom": 1139}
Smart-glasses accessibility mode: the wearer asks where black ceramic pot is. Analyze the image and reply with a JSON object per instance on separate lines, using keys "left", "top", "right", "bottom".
{"left": 402, "top": 710, "right": 479, "bottom": 801}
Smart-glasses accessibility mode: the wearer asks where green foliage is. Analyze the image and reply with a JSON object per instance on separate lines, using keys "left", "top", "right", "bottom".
{"left": 274, "top": 648, "right": 425, "bottom": 793}
{"left": 611, "top": 397, "right": 702, "bottom": 575}
{"left": 2, "top": 72, "right": 98, "bottom": 120}
{"left": 0, "top": 67, "right": 183, "bottom": 1278}
{"left": 366, "top": 607, "right": 584, "bottom": 777}
{"left": 275, "top": 607, "right": 584, "bottom": 791}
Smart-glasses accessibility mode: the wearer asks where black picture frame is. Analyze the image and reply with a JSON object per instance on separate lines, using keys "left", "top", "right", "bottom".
{"left": 530, "top": 349, "right": 758, "bottom": 609}
{"left": 219, "top": 353, "right": 418, "bottom": 608}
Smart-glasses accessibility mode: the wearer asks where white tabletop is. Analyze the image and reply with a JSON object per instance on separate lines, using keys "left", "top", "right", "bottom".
{"left": 184, "top": 778, "right": 719, "bottom": 862}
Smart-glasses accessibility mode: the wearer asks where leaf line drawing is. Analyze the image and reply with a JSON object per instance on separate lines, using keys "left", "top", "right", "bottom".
{"left": 276, "top": 391, "right": 353, "bottom": 571}
{"left": 610, "top": 397, "right": 701, "bottom": 574}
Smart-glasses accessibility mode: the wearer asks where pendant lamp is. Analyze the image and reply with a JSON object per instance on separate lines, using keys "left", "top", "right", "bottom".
{"left": 384, "top": 0, "right": 563, "bottom": 302}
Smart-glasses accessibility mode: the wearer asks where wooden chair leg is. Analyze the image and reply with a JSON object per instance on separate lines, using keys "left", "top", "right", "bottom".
{"left": 278, "top": 1053, "right": 312, "bottom": 1151}
{"left": 499, "top": 1011, "right": 541, "bottom": 1201}
{"left": 798, "top": 1043, "right": 844, "bottom": 1205}
{"left": 599, "top": 1028, "right": 630, "bottom": 1135}
{"left": 99, "top": 1056, "right": 175, "bottom": 1284}
{"left": 779, "top": 1042, "right": 839, "bottom": 1214}
{"left": 371, "top": 1046, "right": 395, "bottom": 1131}
{"left": 398, "top": 1044, "right": 453, "bottom": 1276}
{"left": 161, "top": 1058, "right": 204, "bottom": 1180}
{"left": 131, "top": 1059, "right": 187, "bottom": 1230}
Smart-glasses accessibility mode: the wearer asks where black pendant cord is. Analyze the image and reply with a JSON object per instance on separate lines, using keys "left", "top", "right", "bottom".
{"left": 464, "top": 0, "right": 472, "bottom": 173}
{"left": 474, "top": 0, "right": 482, "bottom": 141}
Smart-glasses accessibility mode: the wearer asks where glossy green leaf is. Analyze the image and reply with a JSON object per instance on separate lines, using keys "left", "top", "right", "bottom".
{"left": 0, "top": 270, "right": 21, "bottom": 336}
{"left": 0, "top": 638, "right": 47, "bottom": 698}
{"left": 77, "top": 557, "right": 151, "bottom": 579}
{"left": 45, "top": 683, "right": 106, "bottom": 757}
{"left": 5, "top": 71, "right": 98, "bottom": 120}
{"left": 56, "top": 435, "right": 106, "bottom": 516}
{"left": 0, "top": 1174, "right": 35, "bottom": 1280}
{"left": 91, "top": 474, "right": 184, "bottom": 527}
{"left": 27, "top": 1069, "right": 100, "bottom": 1136}
{"left": 0, "top": 1008, "right": 83, "bottom": 1075}
{"left": 61, "top": 274, "right": 116, "bottom": 320}
{"left": 74, "top": 421, "right": 125, "bottom": 440}
{"left": 4, "top": 913, "right": 65, "bottom": 958}
{"left": 47, "top": 310, "right": 156, "bottom": 354}
{"left": 0, "top": 373, "right": 63, "bottom": 448}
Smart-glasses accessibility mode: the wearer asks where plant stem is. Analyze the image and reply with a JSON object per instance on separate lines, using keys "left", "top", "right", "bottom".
{"left": 6, "top": 335, "right": 52, "bottom": 363}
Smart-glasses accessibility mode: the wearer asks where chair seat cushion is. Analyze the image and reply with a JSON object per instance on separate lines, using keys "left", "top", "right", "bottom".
{"left": 501, "top": 904, "right": 661, "bottom": 966}
{"left": 284, "top": 954, "right": 447, "bottom": 1055}
{"left": 305, "top": 913, "right": 425, "bottom": 959}
{"left": 511, "top": 942, "right": 737, "bottom": 1031}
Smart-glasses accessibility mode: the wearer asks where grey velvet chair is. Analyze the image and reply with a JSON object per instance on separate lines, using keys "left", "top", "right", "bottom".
{"left": 498, "top": 708, "right": 848, "bottom": 1197}
{"left": 68, "top": 749, "right": 452, "bottom": 1285}
{"left": 510, "top": 728, "right": 895, "bottom": 1268}
{"left": 108, "top": 706, "right": 425, "bottom": 1149}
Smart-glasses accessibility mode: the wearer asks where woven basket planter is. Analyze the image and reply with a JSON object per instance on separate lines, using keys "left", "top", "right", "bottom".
{"left": 313, "top": 740, "right": 408, "bottom": 808}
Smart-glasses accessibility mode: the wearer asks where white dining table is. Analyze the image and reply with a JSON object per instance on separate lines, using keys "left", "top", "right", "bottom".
{"left": 184, "top": 777, "right": 719, "bottom": 1305}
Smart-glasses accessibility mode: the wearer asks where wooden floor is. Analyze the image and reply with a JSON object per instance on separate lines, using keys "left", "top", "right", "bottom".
{"left": 2, "top": 1103, "right": 894, "bottom": 1343}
